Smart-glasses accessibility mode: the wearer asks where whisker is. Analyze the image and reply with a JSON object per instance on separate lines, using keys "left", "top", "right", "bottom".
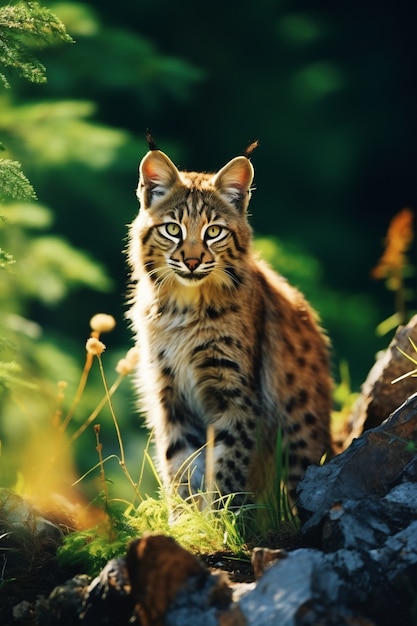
{"left": 155, "top": 271, "right": 176, "bottom": 304}
{"left": 222, "top": 267, "right": 242, "bottom": 288}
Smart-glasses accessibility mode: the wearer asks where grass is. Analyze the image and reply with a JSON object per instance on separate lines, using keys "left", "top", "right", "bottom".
{"left": 5, "top": 311, "right": 371, "bottom": 578}
{"left": 1, "top": 207, "right": 415, "bottom": 592}
{"left": 4, "top": 302, "right": 416, "bottom": 578}
{"left": 38, "top": 314, "right": 298, "bottom": 575}
{"left": 57, "top": 410, "right": 297, "bottom": 575}
{"left": 7, "top": 306, "right": 395, "bottom": 578}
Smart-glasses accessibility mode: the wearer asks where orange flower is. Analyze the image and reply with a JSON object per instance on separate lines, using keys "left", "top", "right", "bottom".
{"left": 371, "top": 208, "right": 414, "bottom": 280}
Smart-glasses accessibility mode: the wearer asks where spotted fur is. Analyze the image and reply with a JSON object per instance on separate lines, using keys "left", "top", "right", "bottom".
{"left": 127, "top": 148, "right": 332, "bottom": 504}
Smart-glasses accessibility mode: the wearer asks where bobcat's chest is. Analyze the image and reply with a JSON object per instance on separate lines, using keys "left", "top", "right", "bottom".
{"left": 143, "top": 302, "right": 211, "bottom": 407}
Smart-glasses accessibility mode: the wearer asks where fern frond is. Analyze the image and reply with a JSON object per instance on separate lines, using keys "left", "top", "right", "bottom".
{"left": 0, "top": 246, "right": 15, "bottom": 268}
{"left": 0, "top": 1, "right": 74, "bottom": 86}
{"left": 0, "top": 159, "right": 36, "bottom": 201}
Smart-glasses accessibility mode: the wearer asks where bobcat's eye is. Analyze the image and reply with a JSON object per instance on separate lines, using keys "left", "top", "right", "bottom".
{"left": 205, "top": 225, "right": 223, "bottom": 240}
{"left": 165, "top": 223, "right": 181, "bottom": 237}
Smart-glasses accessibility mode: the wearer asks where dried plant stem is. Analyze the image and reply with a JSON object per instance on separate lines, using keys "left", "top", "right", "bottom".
{"left": 136, "top": 431, "right": 156, "bottom": 500}
{"left": 60, "top": 352, "right": 94, "bottom": 432}
{"left": 96, "top": 355, "right": 140, "bottom": 500}
{"left": 392, "top": 338, "right": 417, "bottom": 384}
{"left": 205, "top": 424, "right": 215, "bottom": 507}
{"left": 51, "top": 381, "right": 67, "bottom": 429}
{"left": 97, "top": 357, "right": 124, "bottom": 463}
{"left": 72, "top": 454, "right": 119, "bottom": 486}
{"left": 63, "top": 373, "right": 125, "bottom": 451}
{"left": 94, "top": 424, "right": 109, "bottom": 509}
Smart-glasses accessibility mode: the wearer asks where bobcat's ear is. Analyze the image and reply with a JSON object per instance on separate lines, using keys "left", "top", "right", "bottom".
{"left": 137, "top": 150, "right": 180, "bottom": 208}
{"left": 213, "top": 156, "right": 254, "bottom": 212}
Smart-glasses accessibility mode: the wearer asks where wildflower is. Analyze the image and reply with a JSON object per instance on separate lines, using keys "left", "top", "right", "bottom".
{"left": 90, "top": 314, "right": 116, "bottom": 334}
{"left": 116, "top": 348, "right": 140, "bottom": 375}
{"left": 371, "top": 208, "right": 414, "bottom": 283}
{"left": 125, "top": 347, "right": 140, "bottom": 367}
{"left": 86, "top": 337, "right": 106, "bottom": 356}
{"left": 115, "top": 358, "right": 132, "bottom": 375}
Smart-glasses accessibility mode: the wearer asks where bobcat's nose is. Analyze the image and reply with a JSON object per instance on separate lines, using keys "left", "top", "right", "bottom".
{"left": 184, "top": 257, "right": 201, "bottom": 272}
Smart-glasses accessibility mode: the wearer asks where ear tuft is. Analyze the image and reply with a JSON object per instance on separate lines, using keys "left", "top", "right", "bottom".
{"left": 213, "top": 156, "right": 254, "bottom": 211}
{"left": 145, "top": 130, "right": 159, "bottom": 151}
{"left": 242, "top": 139, "right": 259, "bottom": 159}
{"left": 138, "top": 150, "right": 180, "bottom": 208}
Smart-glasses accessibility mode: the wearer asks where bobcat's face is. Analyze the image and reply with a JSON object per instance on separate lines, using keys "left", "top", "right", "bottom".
{"left": 131, "top": 150, "right": 254, "bottom": 293}
{"left": 150, "top": 210, "right": 244, "bottom": 289}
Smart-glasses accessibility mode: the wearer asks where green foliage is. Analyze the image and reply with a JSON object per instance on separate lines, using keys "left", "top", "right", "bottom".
{"left": 254, "top": 234, "right": 379, "bottom": 381}
{"left": 0, "top": 202, "right": 111, "bottom": 309}
{"left": 37, "top": 2, "right": 203, "bottom": 107}
{"left": 0, "top": 197, "right": 113, "bottom": 476}
{"left": 56, "top": 390, "right": 295, "bottom": 576}
{"left": 0, "top": 0, "right": 73, "bottom": 87}
{"left": 0, "top": 0, "right": 409, "bottom": 395}
{"left": 0, "top": 244, "right": 14, "bottom": 268}
{"left": 57, "top": 491, "right": 250, "bottom": 576}
{"left": 0, "top": 0, "right": 74, "bottom": 285}
{"left": 0, "top": 97, "right": 131, "bottom": 168}
{"left": 0, "top": 358, "right": 35, "bottom": 391}
{"left": 0, "top": 159, "right": 36, "bottom": 202}
{"left": 0, "top": 0, "right": 414, "bottom": 574}
{"left": 57, "top": 499, "right": 137, "bottom": 574}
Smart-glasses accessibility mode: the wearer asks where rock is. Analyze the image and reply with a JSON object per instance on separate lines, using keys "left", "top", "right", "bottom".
{"left": 165, "top": 569, "right": 233, "bottom": 626}
{"left": 251, "top": 547, "right": 288, "bottom": 579}
{"left": 81, "top": 557, "right": 136, "bottom": 625}
{"left": 286, "top": 392, "right": 417, "bottom": 625}
{"left": 297, "top": 392, "right": 417, "bottom": 539}
{"left": 237, "top": 548, "right": 323, "bottom": 626}
{"left": 235, "top": 509, "right": 417, "bottom": 626}
{"left": 320, "top": 481, "right": 417, "bottom": 553}
{"left": 12, "top": 600, "right": 35, "bottom": 623}
{"left": 218, "top": 606, "right": 248, "bottom": 626}
{"left": 0, "top": 489, "right": 65, "bottom": 625}
{"left": 6, "top": 375, "right": 417, "bottom": 625}
{"left": 13, "top": 504, "right": 416, "bottom": 626}
{"left": 126, "top": 533, "right": 209, "bottom": 625}
{"left": 318, "top": 519, "right": 417, "bottom": 625}
{"left": 35, "top": 575, "right": 90, "bottom": 626}
{"left": 347, "top": 314, "right": 417, "bottom": 440}
{"left": 126, "top": 533, "right": 234, "bottom": 626}
{"left": 0, "top": 489, "right": 63, "bottom": 544}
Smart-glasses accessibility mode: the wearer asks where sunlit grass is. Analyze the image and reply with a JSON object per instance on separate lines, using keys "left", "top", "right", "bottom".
{"left": 2, "top": 312, "right": 301, "bottom": 577}
{"left": 391, "top": 337, "right": 417, "bottom": 384}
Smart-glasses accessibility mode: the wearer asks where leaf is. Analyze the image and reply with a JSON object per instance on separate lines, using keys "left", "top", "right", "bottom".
{"left": 0, "top": 202, "right": 52, "bottom": 229}
{"left": 0, "top": 360, "right": 36, "bottom": 391}
{"left": 27, "top": 236, "right": 112, "bottom": 303}
{"left": 0, "top": 1, "right": 74, "bottom": 86}
{"left": 0, "top": 159, "right": 36, "bottom": 201}
{"left": 0, "top": 100, "right": 129, "bottom": 168}
{"left": 0, "top": 247, "right": 14, "bottom": 268}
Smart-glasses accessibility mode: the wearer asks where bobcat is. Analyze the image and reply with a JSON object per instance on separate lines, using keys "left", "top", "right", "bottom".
{"left": 127, "top": 141, "right": 332, "bottom": 506}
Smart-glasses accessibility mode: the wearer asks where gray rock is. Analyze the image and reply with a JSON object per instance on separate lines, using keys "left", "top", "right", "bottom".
{"left": 166, "top": 572, "right": 230, "bottom": 626}
{"left": 238, "top": 549, "right": 322, "bottom": 626}
{"left": 0, "top": 489, "right": 62, "bottom": 543}
{"left": 297, "top": 393, "right": 417, "bottom": 541}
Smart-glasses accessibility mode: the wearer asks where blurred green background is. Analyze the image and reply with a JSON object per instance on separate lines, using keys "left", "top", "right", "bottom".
{"left": 0, "top": 0, "right": 416, "bottom": 499}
